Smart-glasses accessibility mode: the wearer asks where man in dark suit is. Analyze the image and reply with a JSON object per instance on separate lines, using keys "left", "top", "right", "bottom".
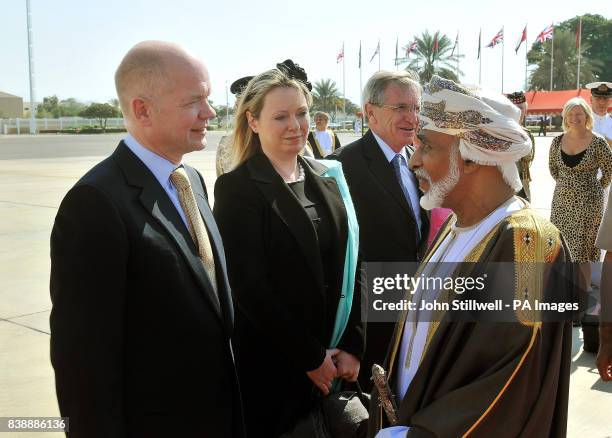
{"left": 331, "top": 70, "right": 428, "bottom": 390}
{"left": 50, "top": 41, "right": 243, "bottom": 437}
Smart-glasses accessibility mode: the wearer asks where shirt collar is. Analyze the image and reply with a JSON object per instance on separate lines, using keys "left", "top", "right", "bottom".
{"left": 372, "top": 131, "right": 408, "bottom": 163}
{"left": 123, "top": 133, "right": 181, "bottom": 189}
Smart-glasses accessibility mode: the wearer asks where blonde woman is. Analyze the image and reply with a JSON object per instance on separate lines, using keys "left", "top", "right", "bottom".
{"left": 549, "top": 97, "right": 612, "bottom": 325}
{"left": 213, "top": 66, "right": 363, "bottom": 437}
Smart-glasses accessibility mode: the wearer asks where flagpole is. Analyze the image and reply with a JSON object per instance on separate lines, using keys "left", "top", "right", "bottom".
{"left": 550, "top": 26, "right": 554, "bottom": 91}
{"left": 359, "top": 40, "right": 363, "bottom": 136}
{"left": 342, "top": 42, "right": 346, "bottom": 117}
{"left": 525, "top": 33, "right": 528, "bottom": 91}
{"left": 478, "top": 29, "right": 482, "bottom": 86}
{"left": 501, "top": 27, "right": 504, "bottom": 93}
{"left": 378, "top": 39, "right": 381, "bottom": 71}
{"left": 395, "top": 36, "right": 399, "bottom": 71}
{"left": 456, "top": 32, "right": 459, "bottom": 78}
{"left": 225, "top": 81, "right": 229, "bottom": 133}
{"left": 26, "top": 0, "right": 37, "bottom": 134}
{"left": 576, "top": 16, "right": 582, "bottom": 89}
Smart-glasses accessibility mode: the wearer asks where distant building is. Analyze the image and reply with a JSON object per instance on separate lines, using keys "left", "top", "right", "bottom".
{"left": 23, "top": 101, "right": 41, "bottom": 117}
{"left": 0, "top": 91, "right": 24, "bottom": 118}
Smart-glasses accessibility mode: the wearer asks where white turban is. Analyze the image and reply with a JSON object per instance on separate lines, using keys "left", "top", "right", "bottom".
{"left": 420, "top": 76, "right": 532, "bottom": 191}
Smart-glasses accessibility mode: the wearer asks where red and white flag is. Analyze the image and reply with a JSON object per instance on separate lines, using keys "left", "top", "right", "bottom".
{"left": 536, "top": 24, "right": 554, "bottom": 43}
{"left": 369, "top": 41, "right": 380, "bottom": 63}
{"left": 575, "top": 18, "right": 582, "bottom": 49}
{"left": 405, "top": 41, "right": 417, "bottom": 57}
{"left": 486, "top": 28, "right": 504, "bottom": 48}
{"left": 336, "top": 44, "right": 344, "bottom": 63}
{"left": 515, "top": 25, "right": 527, "bottom": 53}
{"left": 433, "top": 33, "right": 439, "bottom": 54}
{"left": 450, "top": 33, "right": 459, "bottom": 56}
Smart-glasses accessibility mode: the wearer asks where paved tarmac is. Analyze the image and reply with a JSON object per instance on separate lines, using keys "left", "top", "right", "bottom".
{"left": 0, "top": 132, "right": 610, "bottom": 437}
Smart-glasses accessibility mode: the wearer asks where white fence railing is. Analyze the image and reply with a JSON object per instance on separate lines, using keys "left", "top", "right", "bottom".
{"left": 0, "top": 118, "right": 126, "bottom": 134}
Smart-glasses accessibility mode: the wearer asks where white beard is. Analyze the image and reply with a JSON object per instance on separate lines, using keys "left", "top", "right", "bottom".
{"left": 415, "top": 148, "right": 461, "bottom": 210}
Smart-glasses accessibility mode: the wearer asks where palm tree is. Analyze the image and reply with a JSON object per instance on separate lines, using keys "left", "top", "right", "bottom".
{"left": 313, "top": 79, "right": 340, "bottom": 114}
{"left": 528, "top": 29, "right": 602, "bottom": 90}
{"left": 405, "top": 31, "right": 462, "bottom": 84}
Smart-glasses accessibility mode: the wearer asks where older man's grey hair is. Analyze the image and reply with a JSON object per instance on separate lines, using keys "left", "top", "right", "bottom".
{"left": 362, "top": 70, "right": 421, "bottom": 109}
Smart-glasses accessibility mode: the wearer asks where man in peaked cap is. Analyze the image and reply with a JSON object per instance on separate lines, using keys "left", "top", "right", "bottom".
{"left": 216, "top": 75, "right": 253, "bottom": 176}
{"left": 368, "top": 76, "right": 573, "bottom": 438}
{"left": 506, "top": 91, "right": 535, "bottom": 202}
{"left": 587, "top": 81, "right": 612, "bottom": 144}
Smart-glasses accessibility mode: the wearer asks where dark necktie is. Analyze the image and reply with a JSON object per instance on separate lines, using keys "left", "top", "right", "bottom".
{"left": 392, "top": 153, "right": 421, "bottom": 240}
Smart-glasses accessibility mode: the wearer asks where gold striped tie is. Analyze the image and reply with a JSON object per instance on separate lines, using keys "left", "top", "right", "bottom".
{"left": 170, "top": 167, "right": 218, "bottom": 296}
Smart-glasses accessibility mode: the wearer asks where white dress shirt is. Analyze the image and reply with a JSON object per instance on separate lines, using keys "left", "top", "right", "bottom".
{"left": 123, "top": 134, "right": 189, "bottom": 228}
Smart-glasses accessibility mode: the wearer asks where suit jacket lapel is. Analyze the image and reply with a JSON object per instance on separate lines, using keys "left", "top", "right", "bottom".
{"left": 112, "top": 142, "right": 224, "bottom": 324}
{"left": 186, "top": 166, "right": 234, "bottom": 332}
{"left": 362, "top": 130, "right": 415, "bottom": 221}
{"left": 300, "top": 157, "right": 348, "bottom": 301}
{"left": 247, "top": 153, "right": 325, "bottom": 291}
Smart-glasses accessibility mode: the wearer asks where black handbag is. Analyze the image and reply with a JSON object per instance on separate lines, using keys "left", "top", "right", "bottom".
{"left": 280, "top": 382, "right": 370, "bottom": 438}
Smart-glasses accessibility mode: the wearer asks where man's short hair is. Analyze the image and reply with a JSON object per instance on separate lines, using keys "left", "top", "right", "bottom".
{"left": 314, "top": 111, "right": 330, "bottom": 121}
{"left": 114, "top": 43, "right": 172, "bottom": 117}
{"left": 362, "top": 70, "right": 421, "bottom": 108}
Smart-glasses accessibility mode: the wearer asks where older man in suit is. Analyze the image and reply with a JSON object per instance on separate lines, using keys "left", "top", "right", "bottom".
{"left": 331, "top": 70, "right": 428, "bottom": 390}
{"left": 50, "top": 41, "right": 243, "bottom": 437}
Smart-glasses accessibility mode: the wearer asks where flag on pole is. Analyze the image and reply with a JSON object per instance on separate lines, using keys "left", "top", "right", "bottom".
{"left": 369, "top": 41, "right": 380, "bottom": 63}
{"left": 336, "top": 43, "right": 344, "bottom": 63}
{"left": 405, "top": 41, "right": 417, "bottom": 57}
{"left": 358, "top": 41, "right": 362, "bottom": 68}
{"left": 450, "top": 33, "right": 458, "bottom": 56}
{"left": 433, "top": 33, "right": 439, "bottom": 54}
{"left": 394, "top": 37, "right": 399, "bottom": 65}
{"left": 536, "top": 24, "right": 554, "bottom": 43}
{"left": 477, "top": 29, "right": 481, "bottom": 59}
{"left": 486, "top": 28, "right": 504, "bottom": 48}
{"left": 515, "top": 25, "right": 527, "bottom": 54}
{"left": 575, "top": 18, "right": 582, "bottom": 49}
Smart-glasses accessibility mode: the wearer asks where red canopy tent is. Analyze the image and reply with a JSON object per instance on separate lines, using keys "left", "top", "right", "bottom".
{"left": 524, "top": 89, "right": 612, "bottom": 114}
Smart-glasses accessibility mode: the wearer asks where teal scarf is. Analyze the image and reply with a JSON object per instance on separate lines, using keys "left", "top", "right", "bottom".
{"left": 319, "top": 160, "right": 359, "bottom": 348}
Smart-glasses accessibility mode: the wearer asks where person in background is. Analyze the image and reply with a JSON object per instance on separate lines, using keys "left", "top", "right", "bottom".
{"left": 549, "top": 97, "right": 612, "bottom": 348}
{"left": 587, "top": 81, "right": 612, "bottom": 145}
{"left": 507, "top": 91, "right": 535, "bottom": 202}
{"left": 307, "top": 111, "right": 341, "bottom": 158}
{"left": 539, "top": 115, "right": 547, "bottom": 136}
{"left": 596, "top": 189, "right": 612, "bottom": 381}
{"left": 216, "top": 75, "right": 253, "bottom": 176}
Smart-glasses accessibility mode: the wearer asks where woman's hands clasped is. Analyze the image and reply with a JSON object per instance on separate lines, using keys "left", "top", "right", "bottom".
{"left": 306, "top": 348, "right": 360, "bottom": 395}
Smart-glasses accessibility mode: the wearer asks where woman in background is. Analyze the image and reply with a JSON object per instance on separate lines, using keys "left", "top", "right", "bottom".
{"left": 549, "top": 97, "right": 612, "bottom": 332}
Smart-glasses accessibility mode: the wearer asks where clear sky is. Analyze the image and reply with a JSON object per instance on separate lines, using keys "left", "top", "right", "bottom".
{"left": 1, "top": 0, "right": 608, "bottom": 110}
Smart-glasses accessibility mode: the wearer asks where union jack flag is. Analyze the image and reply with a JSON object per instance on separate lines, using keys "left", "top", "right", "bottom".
{"left": 536, "top": 24, "right": 554, "bottom": 43}
{"left": 486, "top": 28, "right": 504, "bottom": 48}
{"left": 515, "top": 25, "right": 527, "bottom": 53}
{"left": 450, "top": 33, "right": 459, "bottom": 56}
{"left": 336, "top": 44, "right": 344, "bottom": 63}
{"left": 405, "top": 41, "right": 417, "bottom": 57}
